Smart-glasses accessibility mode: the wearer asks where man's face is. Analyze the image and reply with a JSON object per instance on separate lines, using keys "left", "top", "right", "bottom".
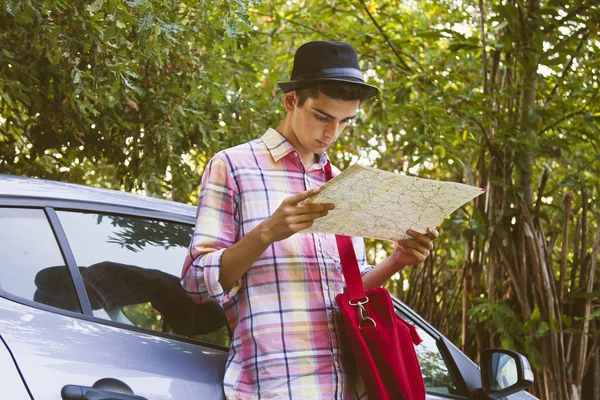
{"left": 286, "top": 91, "right": 360, "bottom": 162}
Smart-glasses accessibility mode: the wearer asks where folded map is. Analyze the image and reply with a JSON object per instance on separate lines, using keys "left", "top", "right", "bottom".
{"left": 304, "top": 164, "right": 486, "bottom": 241}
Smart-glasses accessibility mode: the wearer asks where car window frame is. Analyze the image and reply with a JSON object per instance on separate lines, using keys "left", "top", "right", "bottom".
{"left": 0, "top": 197, "right": 229, "bottom": 352}
{"left": 392, "top": 297, "right": 471, "bottom": 399}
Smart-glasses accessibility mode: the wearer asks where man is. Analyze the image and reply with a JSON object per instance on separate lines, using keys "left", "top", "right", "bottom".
{"left": 182, "top": 41, "right": 438, "bottom": 399}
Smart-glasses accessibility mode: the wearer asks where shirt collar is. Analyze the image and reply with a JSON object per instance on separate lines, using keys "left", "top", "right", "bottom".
{"left": 261, "top": 128, "right": 295, "bottom": 162}
{"left": 260, "top": 128, "right": 331, "bottom": 170}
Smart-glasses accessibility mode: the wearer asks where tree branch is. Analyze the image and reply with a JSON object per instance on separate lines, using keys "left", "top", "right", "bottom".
{"left": 262, "top": 13, "right": 337, "bottom": 40}
{"left": 256, "top": 11, "right": 403, "bottom": 72}
{"left": 479, "top": 0, "right": 488, "bottom": 94}
{"left": 538, "top": 92, "right": 599, "bottom": 135}
{"left": 575, "top": 225, "right": 600, "bottom": 386}
{"left": 543, "top": 29, "right": 591, "bottom": 108}
{"left": 469, "top": 116, "right": 502, "bottom": 159}
{"left": 533, "top": 167, "right": 549, "bottom": 226}
{"left": 542, "top": 3, "right": 592, "bottom": 36}
{"left": 357, "top": 0, "right": 415, "bottom": 73}
{"left": 540, "top": 26, "right": 589, "bottom": 61}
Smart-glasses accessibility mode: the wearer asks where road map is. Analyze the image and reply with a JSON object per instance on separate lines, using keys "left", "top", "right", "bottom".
{"left": 304, "top": 164, "right": 486, "bottom": 241}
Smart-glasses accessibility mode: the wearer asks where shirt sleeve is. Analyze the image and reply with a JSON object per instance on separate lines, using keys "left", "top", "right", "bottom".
{"left": 181, "top": 155, "right": 242, "bottom": 304}
{"left": 352, "top": 236, "right": 375, "bottom": 276}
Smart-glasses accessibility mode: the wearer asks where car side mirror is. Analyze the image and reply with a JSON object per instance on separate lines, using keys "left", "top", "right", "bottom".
{"left": 480, "top": 348, "right": 534, "bottom": 399}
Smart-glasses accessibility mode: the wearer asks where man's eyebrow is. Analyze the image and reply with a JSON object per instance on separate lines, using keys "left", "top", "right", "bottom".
{"left": 310, "top": 106, "right": 356, "bottom": 121}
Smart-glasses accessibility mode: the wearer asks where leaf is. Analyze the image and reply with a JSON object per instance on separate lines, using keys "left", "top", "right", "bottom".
{"left": 531, "top": 307, "right": 541, "bottom": 324}
{"left": 86, "top": 0, "right": 106, "bottom": 13}
{"left": 1, "top": 91, "right": 15, "bottom": 107}
{"left": 589, "top": 308, "right": 600, "bottom": 321}
{"left": 415, "top": 30, "right": 443, "bottom": 40}
{"left": 496, "top": 3, "right": 519, "bottom": 29}
{"left": 127, "top": 0, "right": 146, "bottom": 7}
{"left": 535, "top": 322, "right": 550, "bottom": 338}
{"left": 103, "top": 24, "right": 118, "bottom": 41}
{"left": 448, "top": 42, "right": 479, "bottom": 52}
{"left": 493, "top": 21, "right": 509, "bottom": 32}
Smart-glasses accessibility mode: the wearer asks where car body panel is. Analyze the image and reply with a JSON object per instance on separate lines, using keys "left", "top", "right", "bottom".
{"left": 0, "top": 332, "right": 32, "bottom": 400}
{"left": 0, "top": 297, "right": 227, "bottom": 400}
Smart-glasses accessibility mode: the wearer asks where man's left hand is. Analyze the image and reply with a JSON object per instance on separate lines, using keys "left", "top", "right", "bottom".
{"left": 390, "top": 228, "right": 439, "bottom": 267}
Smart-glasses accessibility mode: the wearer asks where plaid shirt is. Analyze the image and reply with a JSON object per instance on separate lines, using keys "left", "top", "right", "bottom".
{"left": 182, "top": 128, "right": 372, "bottom": 399}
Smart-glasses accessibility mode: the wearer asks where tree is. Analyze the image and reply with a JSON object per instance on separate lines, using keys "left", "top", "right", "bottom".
{"left": 0, "top": 0, "right": 264, "bottom": 201}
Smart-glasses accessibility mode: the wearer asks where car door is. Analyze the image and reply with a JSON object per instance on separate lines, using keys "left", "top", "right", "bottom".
{"left": 0, "top": 205, "right": 229, "bottom": 400}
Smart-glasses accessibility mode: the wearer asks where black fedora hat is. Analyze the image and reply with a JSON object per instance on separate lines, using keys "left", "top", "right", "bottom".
{"left": 278, "top": 41, "right": 379, "bottom": 99}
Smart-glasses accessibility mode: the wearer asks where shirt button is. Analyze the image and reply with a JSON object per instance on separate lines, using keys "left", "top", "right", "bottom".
{"left": 324, "top": 284, "right": 329, "bottom": 290}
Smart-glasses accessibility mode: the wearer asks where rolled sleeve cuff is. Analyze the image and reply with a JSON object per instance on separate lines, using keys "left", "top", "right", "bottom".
{"left": 192, "top": 248, "right": 242, "bottom": 304}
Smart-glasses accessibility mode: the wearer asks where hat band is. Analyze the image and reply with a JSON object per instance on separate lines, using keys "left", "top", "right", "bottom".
{"left": 292, "top": 67, "right": 366, "bottom": 83}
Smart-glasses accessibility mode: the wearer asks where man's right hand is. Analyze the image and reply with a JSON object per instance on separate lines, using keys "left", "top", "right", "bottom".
{"left": 219, "top": 188, "right": 334, "bottom": 290}
{"left": 258, "top": 188, "right": 335, "bottom": 244}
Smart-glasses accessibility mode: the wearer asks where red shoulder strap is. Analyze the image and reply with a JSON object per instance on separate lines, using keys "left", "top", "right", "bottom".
{"left": 323, "top": 162, "right": 367, "bottom": 302}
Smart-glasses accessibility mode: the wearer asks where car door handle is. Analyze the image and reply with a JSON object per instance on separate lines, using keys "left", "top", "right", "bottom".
{"left": 61, "top": 378, "right": 148, "bottom": 400}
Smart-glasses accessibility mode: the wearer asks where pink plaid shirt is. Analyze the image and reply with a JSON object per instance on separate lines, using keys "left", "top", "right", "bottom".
{"left": 182, "top": 128, "right": 372, "bottom": 399}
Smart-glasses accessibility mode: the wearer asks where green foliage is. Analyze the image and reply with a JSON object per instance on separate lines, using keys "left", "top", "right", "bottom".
{"left": 0, "top": 0, "right": 267, "bottom": 201}
{"left": 470, "top": 299, "right": 545, "bottom": 369}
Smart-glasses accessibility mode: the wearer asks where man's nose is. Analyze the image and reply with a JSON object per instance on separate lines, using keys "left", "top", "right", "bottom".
{"left": 324, "top": 121, "right": 340, "bottom": 138}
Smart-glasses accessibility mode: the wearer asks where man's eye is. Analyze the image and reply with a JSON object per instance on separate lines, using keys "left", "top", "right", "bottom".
{"left": 315, "top": 114, "right": 329, "bottom": 122}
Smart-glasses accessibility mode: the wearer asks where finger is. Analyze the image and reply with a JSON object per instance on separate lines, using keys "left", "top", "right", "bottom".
{"left": 285, "top": 188, "right": 322, "bottom": 205}
{"left": 298, "top": 202, "right": 335, "bottom": 212}
{"left": 402, "top": 240, "right": 431, "bottom": 256}
{"left": 287, "top": 210, "right": 330, "bottom": 224}
{"left": 426, "top": 227, "right": 440, "bottom": 239}
{"left": 406, "top": 229, "right": 430, "bottom": 241}
{"left": 404, "top": 247, "right": 429, "bottom": 262}
{"left": 406, "top": 229, "right": 435, "bottom": 250}
{"left": 397, "top": 237, "right": 431, "bottom": 254}
{"left": 290, "top": 220, "right": 317, "bottom": 232}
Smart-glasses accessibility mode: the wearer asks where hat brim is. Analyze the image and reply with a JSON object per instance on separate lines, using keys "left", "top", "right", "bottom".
{"left": 278, "top": 78, "right": 379, "bottom": 99}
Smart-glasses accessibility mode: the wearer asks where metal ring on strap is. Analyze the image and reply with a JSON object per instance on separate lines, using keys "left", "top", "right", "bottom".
{"left": 359, "top": 317, "right": 377, "bottom": 329}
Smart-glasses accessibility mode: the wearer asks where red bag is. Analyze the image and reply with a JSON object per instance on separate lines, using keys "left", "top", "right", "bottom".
{"left": 323, "top": 162, "right": 426, "bottom": 399}
{"left": 335, "top": 235, "right": 426, "bottom": 400}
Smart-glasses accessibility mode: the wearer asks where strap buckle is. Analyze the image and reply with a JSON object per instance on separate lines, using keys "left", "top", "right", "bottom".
{"left": 349, "top": 297, "right": 369, "bottom": 306}
{"left": 349, "top": 296, "right": 377, "bottom": 329}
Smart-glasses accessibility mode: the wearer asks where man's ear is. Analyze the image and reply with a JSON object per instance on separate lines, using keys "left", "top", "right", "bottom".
{"left": 283, "top": 91, "right": 297, "bottom": 112}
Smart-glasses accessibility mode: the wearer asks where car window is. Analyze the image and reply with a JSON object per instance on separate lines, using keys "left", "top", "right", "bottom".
{"left": 56, "top": 211, "right": 229, "bottom": 347}
{"left": 0, "top": 208, "right": 81, "bottom": 313}
{"left": 398, "top": 312, "right": 460, "bottom": 396}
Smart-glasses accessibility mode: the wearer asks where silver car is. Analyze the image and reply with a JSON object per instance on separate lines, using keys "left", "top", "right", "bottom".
{"left": 0, "top": 174, "right": 536, "bottom": 400}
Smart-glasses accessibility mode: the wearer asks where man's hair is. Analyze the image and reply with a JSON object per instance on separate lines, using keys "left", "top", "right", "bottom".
{"left": 294, "top": 81, "right": 373, "bottom": 107}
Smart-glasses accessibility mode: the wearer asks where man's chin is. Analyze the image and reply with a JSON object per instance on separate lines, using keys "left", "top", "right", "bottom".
{"left": 314, "top": 143, "right": 331, "bottom": 153}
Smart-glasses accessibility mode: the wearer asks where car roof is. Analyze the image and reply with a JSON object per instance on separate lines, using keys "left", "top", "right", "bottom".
{"left": 0, "top": 174, "right": 196, "bottom": 217}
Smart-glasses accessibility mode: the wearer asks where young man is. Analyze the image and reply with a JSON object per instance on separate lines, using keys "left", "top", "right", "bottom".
{"left": 182, "top": 41, "right": 438, "bottom": 399}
